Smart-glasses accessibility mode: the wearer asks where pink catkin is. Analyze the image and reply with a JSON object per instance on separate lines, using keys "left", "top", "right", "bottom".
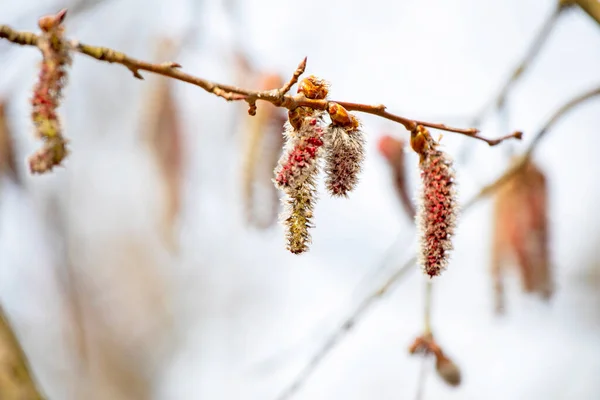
{"left": 274, "top": 117, "right": 324, "bottom": 190}
{"left": 274, "top": 113, "right": 326, "bottom": 254}
{"left": 416, "top": 148, "right": 458, "bottom": 277}
{"left": 29, "top": 11, "right": 71, "bottom": 173}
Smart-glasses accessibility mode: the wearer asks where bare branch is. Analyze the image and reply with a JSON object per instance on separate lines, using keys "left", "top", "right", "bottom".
{"left": 457, "top": 4, "right": 564, "bottom": 162}
{"left": 472, "top": 4, "right": 565, "bottom": 127}
{"left": 0, "top": 17, "right": 519, "bottom": 145}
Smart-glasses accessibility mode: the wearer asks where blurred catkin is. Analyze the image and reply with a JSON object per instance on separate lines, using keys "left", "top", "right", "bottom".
{"left": 241, "top": 73, "right": 286, "bottom": 229}
{"left": 29, "top": 10, "right": 71, "bottom": 174}
{"left": 377, "top": 134, "right": 415, "bottom": 219}
{"left": 139, "top": 38, "right": 184, "bottom": 253}
{"left": 492, "top": 157, "right": 552, "bottom": 313}
{"left": 0, "top": 101, "right": 19, "bottom": 182}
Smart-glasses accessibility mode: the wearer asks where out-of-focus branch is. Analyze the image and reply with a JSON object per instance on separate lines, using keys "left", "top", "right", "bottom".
{"left": 473, "top": 4, "right": 565, "bottom": 125}
{"left": 423, "top": 281, "right": 433, "bottom": 335}
{"left": 464, "top": 85, "right": 600, "bottom": 208}
{"left": 275, "top": 85, "right": 600, "bottom": 399}
{"left": 0, "top": 307, "right": 45, "bottom": 399}
{"left": 0, "top": 13, "right": 521, "bottom": 145}
{"left": 275, "top": 259, "right": 416, "bottom": 400}
{"left": 458, "top": 3, "right": 565, "bottom": 162}
{"left": 562, "top": 0, "right": 600, "bottom": 25}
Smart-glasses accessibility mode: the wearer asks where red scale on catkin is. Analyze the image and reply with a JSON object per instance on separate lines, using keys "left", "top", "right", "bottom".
{"left": 412, "top": 125, "right": 458, "bottom": 277}
{"left": 274, "top": 116, "right": 325, "bottom": 190}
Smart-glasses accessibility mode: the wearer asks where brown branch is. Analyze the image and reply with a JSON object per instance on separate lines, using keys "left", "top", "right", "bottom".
{"left": 0, "top": 306, "right": 45, "bottom": 399}
{"left": 0, "top": 16, "right": 519, "bottom": 145}
{"left": 562, "top": 0, "right": 600, "bottom": 26}
{"left": 275, "top": 85, "right": 600, "bottom": 399}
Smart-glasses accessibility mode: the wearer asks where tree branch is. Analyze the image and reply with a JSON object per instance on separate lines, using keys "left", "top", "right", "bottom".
{"left": 274, "top": 85, "right": 600, "bottom": 399}
{"left": 0, "top": 16, "right": 520, "bottom": 145}
{"left": 471, "top": 4, "right": 565, "bottom": 127}
{"left": 457, "top": 3, "right": 564, "bottom": 162}
{"left": 0, "top": 307, "right": 45, "bottom": 399}
{"left": 464, "top": 85, "right": 600, "bottom": 208}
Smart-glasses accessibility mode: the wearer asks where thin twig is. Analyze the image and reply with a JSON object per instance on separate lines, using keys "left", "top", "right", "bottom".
{"left": 0, "top": 17, "right": 520, "bottom": 145}
{"left": 457, "top": 4, "right": 564, "bottom": 162}
{"left": 472, "top": 4, "right": 565, "bottom": 127}
{"left": 423, "top": 280, "right": 433, "bottom": 335}
{"left": 275, "top": 258, "right": 416, "bottom": 400}
{"left": 464, "top": 85, "right": 600, "bottom": 209}
{"left": 275, "top": 85, "right": 600, "bottom": 399}
{"left": 414, "top": 357, "right": 430, "bottom": 400}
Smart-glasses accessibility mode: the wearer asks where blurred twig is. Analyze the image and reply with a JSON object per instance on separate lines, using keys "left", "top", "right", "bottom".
{"left": 0, "top": 307, "right": 45, "bottom": 399}
{"left": 275, "top": 85, "right": 600, "bottom": 399}
{"left": 458, "top": 3, "right": 565, "bottom": 162}
{"left": 464, "top": 85, "right": 600, "bottom": 209}
{"left": 414, "top": 357, "right": 430, "bottom": 400}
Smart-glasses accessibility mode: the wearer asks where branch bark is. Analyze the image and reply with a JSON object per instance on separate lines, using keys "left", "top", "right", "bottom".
{"left": 0, "top": 13, "right": 521, "bottom": 146}
{"left": 0, "top": 307, "right": 45, "bottom": 399}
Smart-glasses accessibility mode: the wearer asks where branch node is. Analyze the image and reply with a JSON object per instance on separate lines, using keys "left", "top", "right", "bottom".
{"left": 247, "top": 100, "right": 257, "bottom": 116}
{"left": 128, "top": 67, "right": 144, "bottom": 79}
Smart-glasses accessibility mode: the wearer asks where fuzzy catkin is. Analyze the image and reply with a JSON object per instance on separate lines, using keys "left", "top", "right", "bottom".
{"left": 283, "top": 175, "right": 317, "bottom": 254}
{"left": 416, "top": 147, "right": 458, "bottom": 277}
{"left": 324, "top": 125, "right": 365, "bottom": 197}
{"left": 275, "top": 114, "right": 325, "bottom": 254}
{"left": 29, "top": 10, "right": 71, "bottom": 173}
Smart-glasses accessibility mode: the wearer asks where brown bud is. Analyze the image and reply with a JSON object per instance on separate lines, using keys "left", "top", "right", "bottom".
{"left": 288, "top": 107, "right": 314, "bottom": 130}
{"left": 327, "top": 102, "right": 354, "bottom": 129}
{"left": 38, "top": 9, "right": 67, "bottom": 32}
{"left": 435, "top": 355, "right": 461, "bottom": 387}
{"left": 297, "top": 75, "right": 329, "bottom": 100}
{"left": 410, "top": 125, "right": 431, "bottom": 163}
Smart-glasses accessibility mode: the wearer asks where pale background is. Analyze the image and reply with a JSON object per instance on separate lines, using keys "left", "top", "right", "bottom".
{"left": 1, "top": 0, "right": 600, "bottom": 399}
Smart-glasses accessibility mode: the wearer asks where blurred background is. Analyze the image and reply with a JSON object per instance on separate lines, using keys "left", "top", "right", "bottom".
{"left": 1, "top": 0, "right": 600, "bottom": 399}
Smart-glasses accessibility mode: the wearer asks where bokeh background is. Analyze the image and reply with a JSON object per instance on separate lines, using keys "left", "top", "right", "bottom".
{"left": 1, "top": 0, "right": 600, "bottom": 399}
